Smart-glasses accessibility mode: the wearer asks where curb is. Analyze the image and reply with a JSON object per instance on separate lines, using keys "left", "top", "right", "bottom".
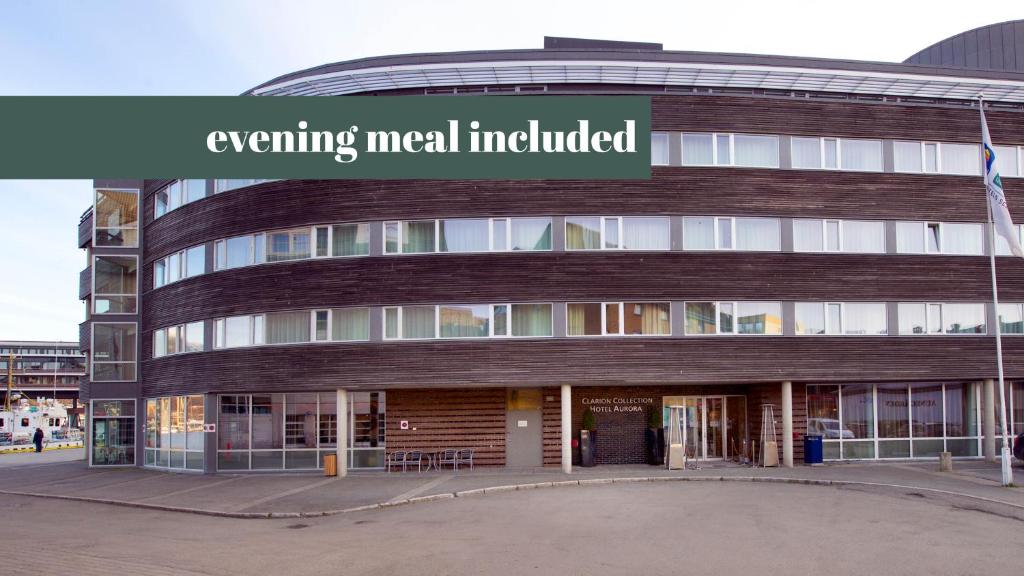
{"left": 3, "top": 474, "right": 1023, "bottom": 520}
{"left": 0, "top": 443, "right": 83, "bottom": 455}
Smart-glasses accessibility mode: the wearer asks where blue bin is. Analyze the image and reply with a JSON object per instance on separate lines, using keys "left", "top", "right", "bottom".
{"left": 804, "top": 435, "right": 823, "bottom": 464}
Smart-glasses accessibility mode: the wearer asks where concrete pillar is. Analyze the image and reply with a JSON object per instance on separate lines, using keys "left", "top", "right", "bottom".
{"left": 336, "top": 389, "right": 348, "bottom": 478}
{"left": 983, "top": 379, "right": 996, "bottom": 463}
{"left": 561, "top": 384, "right": 572, "bottom": 474}
{"left": 782, "top": 381, "right": 794, "bottom": 468}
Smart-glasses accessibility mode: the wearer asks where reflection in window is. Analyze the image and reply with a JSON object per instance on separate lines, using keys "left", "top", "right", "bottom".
{"left": 94, "top": 189, "right": 139, "bottom": 247}
{"left": 93, "top": 256, "right": 137, "bottom": 314}
{"left": 92, "top": 323, "right": 137, "bottom": 381}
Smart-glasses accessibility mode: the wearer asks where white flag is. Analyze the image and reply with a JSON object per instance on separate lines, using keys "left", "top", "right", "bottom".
{"left": 981, "top": 106, "right": 1024, "bottom": 258}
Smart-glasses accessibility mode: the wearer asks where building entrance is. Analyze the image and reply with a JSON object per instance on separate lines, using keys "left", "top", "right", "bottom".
{"left": 664, "top": 396, "right": 747, "bottom": 461}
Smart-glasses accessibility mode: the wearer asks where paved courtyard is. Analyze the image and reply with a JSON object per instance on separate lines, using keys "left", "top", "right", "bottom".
{"left": 2, "top": 478, "right": 1023, "bottom": 576}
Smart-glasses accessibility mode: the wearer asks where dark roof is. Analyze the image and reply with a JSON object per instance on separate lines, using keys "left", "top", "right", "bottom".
{"left": 905, "top": 20, "right": 1024, "bottom": 73}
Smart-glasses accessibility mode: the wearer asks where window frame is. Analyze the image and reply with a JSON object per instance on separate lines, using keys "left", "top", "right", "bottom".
{"left": 93, "top": 188, "right": 140, "bottom": 248}
{"left": 91, "top": 254, "right": 138, "bottom": 315}
{"left": 90, "top": 321, "right": 138, "bottom": 382}
{"left": 213, "top": 314, "right": 266, "bottom": 349}
{"left": 898, "top": 302, "right": 988, "bottom": 336}
{"left": 681, "top": 132, "right": 779, "bottom": 168}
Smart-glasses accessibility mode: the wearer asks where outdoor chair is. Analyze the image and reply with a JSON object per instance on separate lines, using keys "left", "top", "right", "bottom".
{"left": 456, "top": 448, "right": 474, "bottom": 470}
{"left": 386, "top": 450, "right": 406, "bottom": 473}
{"left": 404, "top": 450, "right": 426, "bottom": 472}
{"left": 437, "top": 449, "right": 459, "bottom": 470}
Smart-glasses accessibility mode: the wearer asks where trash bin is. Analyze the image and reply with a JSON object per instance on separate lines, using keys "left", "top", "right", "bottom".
{"left": 323, "top": 453, "right": 338, "bottom": 477}
{"left": 803, "top": 435, "right": 823, "bottom": 465}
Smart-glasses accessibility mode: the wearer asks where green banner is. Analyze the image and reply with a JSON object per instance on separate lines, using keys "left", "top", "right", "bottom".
{"left": 0, "top": 96, "right": 650, "bottom": 179}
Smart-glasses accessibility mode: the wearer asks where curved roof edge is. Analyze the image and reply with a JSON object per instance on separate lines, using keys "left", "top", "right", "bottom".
{"left": 247, "top": 46, "right": 1024, "bottom": 96}
{"left": 905, "top": 19, "right": 1024, "bottom": 73}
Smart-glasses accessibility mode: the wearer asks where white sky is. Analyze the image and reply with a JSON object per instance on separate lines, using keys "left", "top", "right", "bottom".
{"left": 0, "top": 0, "right": 1021, "bottom": 340}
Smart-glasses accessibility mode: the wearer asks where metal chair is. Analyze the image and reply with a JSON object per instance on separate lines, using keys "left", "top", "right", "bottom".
{"left": 404, "top": 450, "right": 425, "bottom": 472}
{"left": 456, "top": 448, "right": 475, "bottom": 470}
{"left": 386, "top": 450, "right": 406, "bottom": 473}
{"left": 437, "top": 449, "right": 459, "bottom": 470}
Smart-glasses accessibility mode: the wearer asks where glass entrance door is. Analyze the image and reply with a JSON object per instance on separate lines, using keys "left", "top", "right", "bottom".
{"left": 663, "top": 395, "right": 746, "bottom": 461}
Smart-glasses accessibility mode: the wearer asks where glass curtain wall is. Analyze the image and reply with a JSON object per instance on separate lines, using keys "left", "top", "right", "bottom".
{"left": 218, "top": 392, "right": 377, "bottom": 470}
{"left": 144, "top": 395, "right": 204, "bottom": 470}
{"left": 807, "top": 382, "right": 984, "bottom": 460}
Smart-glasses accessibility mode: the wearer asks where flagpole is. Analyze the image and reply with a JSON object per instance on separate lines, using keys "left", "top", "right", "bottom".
{"left": 980, "top": 94, "right": 1014, "bottom": 486}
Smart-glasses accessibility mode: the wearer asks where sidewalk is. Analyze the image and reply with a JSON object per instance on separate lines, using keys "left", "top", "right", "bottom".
{"left": 1, "top": 453, "right": 1022, "bottom": 518}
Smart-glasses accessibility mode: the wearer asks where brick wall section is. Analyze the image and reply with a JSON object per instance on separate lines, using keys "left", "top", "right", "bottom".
{"left": 541, "top": 387, "right": 561, "bottom": 467}
{"left": 386, "top": 388, "right": 506, "bottom": 467}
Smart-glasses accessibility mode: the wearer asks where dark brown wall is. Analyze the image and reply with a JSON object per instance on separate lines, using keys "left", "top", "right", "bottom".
{"left": 142, "top": 337, "right": 1024, "bottom": 397}
{"left": 386, "top": 388, "right": 506, "bottom": 467}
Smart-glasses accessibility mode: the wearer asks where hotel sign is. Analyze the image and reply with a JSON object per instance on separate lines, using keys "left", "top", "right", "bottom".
{"left": 582, "top": 397, "right": 654, "bottom": 414}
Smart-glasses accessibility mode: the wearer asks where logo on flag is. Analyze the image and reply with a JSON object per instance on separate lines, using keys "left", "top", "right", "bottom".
{"left": 981, "top": 107, "right": 1024, "bottom": 258}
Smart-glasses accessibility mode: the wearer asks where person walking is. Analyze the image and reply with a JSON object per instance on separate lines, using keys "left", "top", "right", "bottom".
{"left": 33, "top": 427, "right": 44, "bottom": 453}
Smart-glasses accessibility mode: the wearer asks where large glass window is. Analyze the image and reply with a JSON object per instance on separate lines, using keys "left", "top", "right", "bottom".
{"left": 94, "top": 189, "right": 139, "bottom": 247}
{"left": 214, "top": 179, "right": 272, "bottom": 193}
{"left": 795, "top": 302, "right": 886, "bottom": 335}
{"left": 941, "top": 223, "right": 984, "bottom": 255}
{"left": 566, "top": 303, "right": 603, "bottom": 336}
{"left": 792, "top": 138, "right": 880, "bottom": 171}
{"left": 510, "top": 218, "right": 552, "bottom": 251}
{"left": 896, "top": 221, "right": 983, "bottom": 255}
{"left": 218, "top": 392, "right": 335, "bottom": 471}
{"left": 735, "top": 218, "right": 780, "bottom": 251}
{"left": 350, "top": 392, "right": 386, "bottom": 469}
{"left": 566, "top": 216, "right": 669, "bottom": 250}
{"left": 153, "top": 322, "right": 204, "bottom": 358}
{"left": 940, "top": 143, "right": 981, "bottom": 175}
{"left": 154, "top": 180, "right": 206, "bottom": 219}
{"left": 839, "top": 139, "right": 883, "bottom": 172}
{"left": 999, "top": 303, "right": 1024, "bottom": 334}
{"left": 899, "top": 303, "right": 986, "bottom": 335}
{"left": 91, "top": 399, "right": 136, "bottom": 466}
{"left": 996, "top": 224, "right": 1024, "bottom": 256}
{"left": 683, "top": 217, "right": 779, "bottom": 251}
{"left": 92, "top": 323, "right": 136, "bottom": 381}
{"left": 93, "top": 255, "right": 137, "bottom": 314}
{"left": 154, "top": 245, "right": 205, "bottom": 288}
{"left": 145, "top": 395, "right": 204, "bottom": 470}
{"left": 682, "top": 133, "right": 778, "bottom": 167}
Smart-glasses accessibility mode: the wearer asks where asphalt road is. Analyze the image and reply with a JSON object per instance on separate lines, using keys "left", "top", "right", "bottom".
{"left": 2, "top": 481, "right": 1021, "bottom": 575}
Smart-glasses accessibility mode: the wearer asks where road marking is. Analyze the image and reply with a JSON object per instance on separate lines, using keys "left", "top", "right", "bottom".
{"left": 227, "top": 477, "right": 340, "bottom": 512}
{"left": 390, "top": 475, "right": 452, "bottom": 503}
{"left": 134, "top": 475, "right": 246, "bottom": 503}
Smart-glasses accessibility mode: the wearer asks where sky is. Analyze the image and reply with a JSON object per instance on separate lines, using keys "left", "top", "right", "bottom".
{"left": 0, "top": 0, "right": 1022, "bottom": 341}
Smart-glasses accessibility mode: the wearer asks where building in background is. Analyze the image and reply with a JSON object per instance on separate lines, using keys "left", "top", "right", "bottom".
{"left": 77, "top": 24, "right": 1024, "bottom": 474}
{"left": 1, "top": 340, "right": 86, "bottom": 426}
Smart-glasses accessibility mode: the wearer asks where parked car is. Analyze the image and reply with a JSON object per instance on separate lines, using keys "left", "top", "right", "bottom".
{"left": 807, "top": 418, "right": 855, "bottom": 439}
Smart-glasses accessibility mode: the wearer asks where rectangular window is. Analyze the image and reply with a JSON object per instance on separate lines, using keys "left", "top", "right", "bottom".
{"left": 791, "top": 137, "right": 822, "bottom": 169}
{"left": 843, "top": 303, "right": 888, "bottom": 335}
{"left": 793, "top": 219, "right": 824, "bottom": 252}
{"left": 214, "top": 179, "right": 270, "bottom": 194}
{"left": 682, "top": 217, "right": 715, "bottom": 250}
{"left": 841, "top": 221, "right": 885, "bottom": 253}
{"left": 943, "top": 303, "right": 986, "bottom": 334}
{"left": 439, "top": 304, "right": 490, "bottom": 338}
{"left": 216, "top": 234, "right": 263, "bottom": 270}
{"left": 622, "top": 217, "right": 670, "bottom": 250}
{"left": 566, "top": 216, "right": 669, "bottom": 250}
{"left": 215, "top": 315, "right": 263, "bottom": 348}
{"left": 384, "top": 222, "right": 400, "bottom": 254}
{"left": 331, "top": 308, "right": 370, "bottom": 341}
{"left": 566, "top": 217, "right": 601, "bottom": 250}
{"left": 94, "top": 189, "right": 139, "bottom": 247}
{"left": 314, "top": 226, "right": 330, "bottom": 258}
{"left": 795, "top": 302, "right": 826, "bottom": 335}
{"left": 510, "top": 217, "right": 552, "bottom": 251}
{"left": 332, "top": 223, "right": 370, "bottom": 256}
{"left": 823, "top": 138, "right": 838, "bottom": 169}
{"left": 402, "top": 306, "right": 436, "bottom": 339}
{"left": 999, "top": 303, "right": 1024, "bottom": 334}
{"left": 681, "top": 133, "right": 714, "bottom": 165}
{"left": 941, "top": 223, "right": 983, "bottom": 255}
{"left": 895, "top": 221, "right": 926, "bottom": 254}
{"left": 265, "top": 311, "right": 311, "bottom": 344}
{"left": 510, "top": 304, "right": 552, "bottom": 337}
{"left": 492, "top": 219, "right": 508, "bottom": 251}
{"left": 266, "top": 228, "right": 311, "bottom": 262}
{"left": 839, "top": 139, "right": 883, "bottom": 172}
{"left": 93, "top": 255, "right": 138, "bottom": 314}
{"left": 383, "top": 307, "right": 399, "bottom": 340}
{"left": 402, "top": 220, "right": 436, "bottom": 253}
{"left": 899, "top": 302, "right": 985, "bottom": 335}
{"left": 185, "top": 321, "right": 204, "bottom": 352}
{"left": 92, "top": 323, "right": 137, "bottom": 381}
{"left": 566, "top": 303, "right": 603, "bottom": 336}
{"left": 893, "top": 141, "right": 923, "bottom": 173}
{"left": 623, "top": 302, "right": 670, "bottom": 335}
{"left": 91, "top": 399, "right": 136, "bottom": 466}
{"left": 995, "top": 145, "right": 1020, "bottom": 177}
{"left": 717, "top": 217, "right": 733, "bottom": 249}
{"left": 685, "top": 302, "right": 717, "bottom": 334}
{"left": 734, "top": 218, "right": 780, "bottom": 251}
{"left": 439, "top": 219, "right": 489, "bottom": 253}
{"left": 733, "top": 134, "right": 779, "bottom": 168}
{"left": 996, "top": 224, "right": 1024, "bottom": 256}
{"left": 651, "top": 133, "right": 669, "bottom": 166}
{"left": 314, "top": 310, "right": 329, "bottom": 341}
{"left": 736, "top": 302, "right": 783, "bottom": 335}
{"left": 940, "top": 143, "right": 981, "bottom": 175}
{"left": 184, "top": 245, "right": 205, "bottom": 278}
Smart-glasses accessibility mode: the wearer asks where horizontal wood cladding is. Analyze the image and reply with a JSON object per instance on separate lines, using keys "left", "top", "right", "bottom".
{"left": 385, "top": 388, "right": 506, "bottom": 467}
{"left": 142, "top": 171, "right": 1021, "bottom": 263}
{"left": 541, "top": 387, "right": 561, "bottom": 466}
{"left": 141, "top": 337, "right": 1024, "bottom": 397}
{"left": 140, "top": 251, "right": 1024, "bottom": 330}
{"left": 79, "top": 268, "right": 91, "bottom": 300}
{"left": 78, "top": 213, "right": 92, "bottom": 248}
{"left": 650, "top": 94, "right": 1024, "bottom": 143}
